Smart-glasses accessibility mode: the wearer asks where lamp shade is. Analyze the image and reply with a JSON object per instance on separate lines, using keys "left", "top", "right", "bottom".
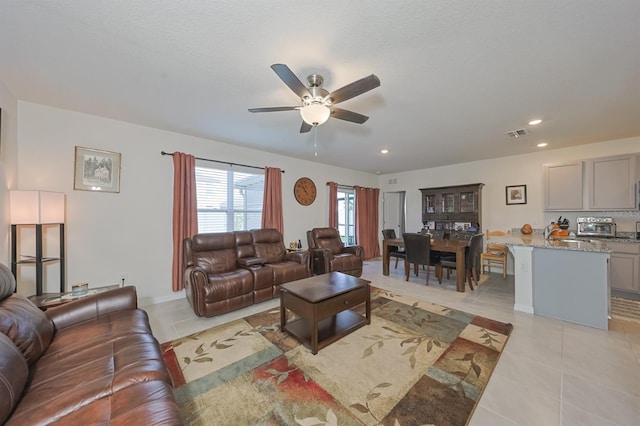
{"left": 299, "top": 104, "right": 331, "bottom": 126}
{"left": 10, "top": 190, "right": 65, "bottom": 224}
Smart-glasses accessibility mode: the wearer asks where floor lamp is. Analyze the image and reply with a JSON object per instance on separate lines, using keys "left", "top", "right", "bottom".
{"left": 10, "top": 190, "right": 66, "bottom": 295}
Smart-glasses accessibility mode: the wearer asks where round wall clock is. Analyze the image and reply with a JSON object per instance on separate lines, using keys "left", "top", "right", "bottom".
{"left": 294, "top": 177, "right": 317, "bottom": 206}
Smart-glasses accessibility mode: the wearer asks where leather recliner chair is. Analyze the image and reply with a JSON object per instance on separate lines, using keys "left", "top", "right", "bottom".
{"left": 307, "top": 227, "right": 364, "bottom": 277}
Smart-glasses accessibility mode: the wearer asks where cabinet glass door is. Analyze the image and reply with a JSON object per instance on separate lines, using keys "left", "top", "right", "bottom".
{"left": 441, "top": 193, "right": 456, "bottom": 213}
{"left": 459, "top": 191, "right": 476, "bottom": 213}
{"left": 424, "top": 194, "right": 436, "bottom": 213}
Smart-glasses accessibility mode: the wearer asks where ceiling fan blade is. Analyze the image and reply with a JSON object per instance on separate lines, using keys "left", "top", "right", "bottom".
{"left": 248, "top": 106, "right": 297, "bottom": 113}
{"left": 300, "top": 121, "right": 312, "bottom": 133}
{"left": 271, "top": 64, "right": 311, "bottom": 99}
{"left": 327, "top": 74, "right": 380, "bottom": 104}
{"left": 331, "top": 108, "right": 369, "bottom": 124}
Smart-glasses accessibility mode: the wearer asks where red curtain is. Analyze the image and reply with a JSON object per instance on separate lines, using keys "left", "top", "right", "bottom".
{"left": 261, "top": 167, "right": 284, "bottom": 234}
{"left": 171, "top": 152, "right": 198, "bottom": 292}
{"left": 355, "top": 185, "right": 380, "bottom": 260}
{"left": 327, "top": 181, "right": 338, "bottom": 228}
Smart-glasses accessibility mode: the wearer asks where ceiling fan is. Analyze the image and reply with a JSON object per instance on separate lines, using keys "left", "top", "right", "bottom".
{"left": 249, "top": 64, "right": 381, "bottom": 133}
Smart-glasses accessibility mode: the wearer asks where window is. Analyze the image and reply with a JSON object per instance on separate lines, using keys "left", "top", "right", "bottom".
{"left": 195, "top": 166, "right": 264, "bottom": 232}
{"left": 337, "top": 187, "right": 356, "bottom": 245}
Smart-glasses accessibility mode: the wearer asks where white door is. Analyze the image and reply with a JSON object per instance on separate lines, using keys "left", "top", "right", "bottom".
{"left": 383, "top": 191, "right": 405, "bottom": 238}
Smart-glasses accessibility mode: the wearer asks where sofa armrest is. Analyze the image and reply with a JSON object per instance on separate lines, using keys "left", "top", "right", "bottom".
{"left": 343, "top": 245, "right": 364, "bottom": 258}
{"left": 46, "top": 286, "right": 138, "bottom": 331}
{"left": 285, "top": 250, "right": 311, "bottom": 276}
{"left": 284, "top": 250, "right": 309, "bottom": 265}
{"left": 238, "top": 257, "right": 265, "bottom": 267}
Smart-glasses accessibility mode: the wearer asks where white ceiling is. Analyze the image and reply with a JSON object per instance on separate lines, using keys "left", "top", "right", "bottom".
{"left": 1, "top": 1, "right": 639, "bottom": 174}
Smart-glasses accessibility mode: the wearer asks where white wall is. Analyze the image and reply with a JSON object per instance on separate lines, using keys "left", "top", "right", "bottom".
{"left": 0, "top": 81, "right": 18, "bottom": 264}
{"left": 16, "top": 101, "right": 377, "bottom": 304}
{"left": 12, "top": 100, "right": 640, "bottom": 301}
{"left": 378, "top": 136, "right": 640, "bottom": 237}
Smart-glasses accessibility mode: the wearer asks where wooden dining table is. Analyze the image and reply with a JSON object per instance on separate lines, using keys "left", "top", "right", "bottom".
{"left": 382, "top": 237, "right": 470, "bottom": 292}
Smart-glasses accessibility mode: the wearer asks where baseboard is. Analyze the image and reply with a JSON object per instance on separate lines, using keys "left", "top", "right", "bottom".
{"left": 139, "top": 290, "right": 184, "bottom": 307}
{"left": 513, "top": 303, "right": 534, "bottom": 314}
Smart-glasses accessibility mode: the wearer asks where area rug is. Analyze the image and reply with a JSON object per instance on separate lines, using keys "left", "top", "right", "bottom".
{"left": 161, "top": 287, "right": 513, "bottom": 425}
{"left": 611, "top": 297, "right": 640, "bottom": 323}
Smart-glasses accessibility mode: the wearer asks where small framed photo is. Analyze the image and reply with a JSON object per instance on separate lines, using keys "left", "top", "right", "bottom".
{"left": 506, "top": 184, "right": 527, "bottom": 205}
{"left": 74, "top": 146, "right": 121, "bottom": 193}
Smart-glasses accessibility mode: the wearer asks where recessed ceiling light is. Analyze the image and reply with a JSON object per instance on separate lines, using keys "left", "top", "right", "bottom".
{"left": 537, "top": 142, "right": 548, "bottom": 147}
{"left": 381, "top": 149, "right": 389, "bottom": 154}
{"left": 529, "top": 119, "right": 542, "bottom": 126}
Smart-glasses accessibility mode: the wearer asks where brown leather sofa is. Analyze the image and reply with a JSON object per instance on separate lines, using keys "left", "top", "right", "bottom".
{"left": 307, "top": 227, "right": 364, "bottom": 277}
{"left": 184, "top": 228, "right": 310, "bottom": 317}
{"left": 0, "top": 263, "right": 182, "bottom": 425}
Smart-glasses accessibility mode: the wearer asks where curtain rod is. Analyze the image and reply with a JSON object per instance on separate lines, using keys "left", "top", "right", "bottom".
{"left": 327, "top": 182, "right": 354, "bottom": 188}
{"left": 161, "top": 151, "right": 285, "bottom": 173}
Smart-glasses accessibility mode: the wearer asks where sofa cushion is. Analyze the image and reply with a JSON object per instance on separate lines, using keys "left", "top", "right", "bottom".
{"left": 9, "top": 332, "right": 171, "bottom": 423}
{"left": 252, "top": 228, "right": 286, "bottom": 263}
{"left": 0, "top": 294, "right": 54, "bottom": 365}
{"left": 43, "top": 309, "right": 153, "bottom": 361}
{"left": 270, "top": 262, "right": 309, "bottom": 286}
{"left": 190, "top": 232, "right": 238, "bottom": 274}
{"left": 312, "top": 228, "right": 344, "bottom": 255}
{"left": 24, "top": 381, "right": 182, "bottom": 426}
{"left": 0, "top": 333, "right": 28, "bottom": 425}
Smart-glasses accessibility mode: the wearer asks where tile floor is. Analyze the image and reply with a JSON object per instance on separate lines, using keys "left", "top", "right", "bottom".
{"left": 145, "top": 260, "right": 640, "bottom": 425}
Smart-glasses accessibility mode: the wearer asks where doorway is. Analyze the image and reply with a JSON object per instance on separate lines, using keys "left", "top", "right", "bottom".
{"left": 383, "top": 191, "right": 406, "bottom": 238}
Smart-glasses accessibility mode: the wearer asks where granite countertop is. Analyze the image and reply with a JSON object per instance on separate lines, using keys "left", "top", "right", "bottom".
{"left": 492, "top": 234, "right": 613, "bottom": 253}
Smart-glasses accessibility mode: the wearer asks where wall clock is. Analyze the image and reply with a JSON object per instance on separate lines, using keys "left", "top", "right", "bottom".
{"left": 294, "top": 177, "right": 317, "bottom": 206}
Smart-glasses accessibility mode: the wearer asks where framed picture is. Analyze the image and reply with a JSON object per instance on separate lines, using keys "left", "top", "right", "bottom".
{"left": 506, "top": 184, "right": 527, "bottom": 205}
{"left": 74, "top": 146, "right": 121, "bottom": 193}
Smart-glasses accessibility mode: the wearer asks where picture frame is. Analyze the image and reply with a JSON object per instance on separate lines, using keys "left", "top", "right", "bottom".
{"left": 506, "top": 184, "right": 527, "bottom": 205}
{"left": 74, "top": 146, "right": 121, "bottom": 193}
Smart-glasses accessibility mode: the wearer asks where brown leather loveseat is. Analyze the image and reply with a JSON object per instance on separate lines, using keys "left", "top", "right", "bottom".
{"left": 0, "top": 263, "right": 182, "bottom": 425}
{"left": 183, "top": 228, "right": 310, "bottom": 317}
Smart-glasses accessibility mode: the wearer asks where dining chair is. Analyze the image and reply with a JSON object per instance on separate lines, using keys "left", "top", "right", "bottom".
{"left": 439, "top": 233, "right": 484, "bottom": 290}
{"left": 481, "top": 229, "right": 510, "bottom": 278}
{"left": 439, "top": 230, "right": 474, "bottom": 277}
{"left": 382, "top": 229, "right": 405, "bottom": 269}
{"left": 402, "top": 233, "right": 438, "bottom": 285}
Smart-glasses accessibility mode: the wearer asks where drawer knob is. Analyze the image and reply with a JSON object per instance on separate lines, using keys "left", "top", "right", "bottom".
{"left": 344, "top": 300, "right": 349, "bottom": 305}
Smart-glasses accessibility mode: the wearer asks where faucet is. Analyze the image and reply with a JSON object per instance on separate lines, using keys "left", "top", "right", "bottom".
{"left": 544, "top": 223, "right": 560, "bottom": 240}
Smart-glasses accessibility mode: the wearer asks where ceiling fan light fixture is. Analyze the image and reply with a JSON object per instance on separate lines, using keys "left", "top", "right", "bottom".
{"left": 300, "top": 103, "right": 331, "bottom": 126}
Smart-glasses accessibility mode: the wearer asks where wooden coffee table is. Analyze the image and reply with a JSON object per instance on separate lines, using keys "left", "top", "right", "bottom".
{"left": 280, "top": 271, "right": 371, "bottom": 355}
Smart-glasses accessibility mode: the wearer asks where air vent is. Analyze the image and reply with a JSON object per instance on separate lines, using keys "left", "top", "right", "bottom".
{"left": 506, "top": 129, "right": 528, "bottom": 138}
{"left": 388, "top": 178, "right": 398, "bottom": 185}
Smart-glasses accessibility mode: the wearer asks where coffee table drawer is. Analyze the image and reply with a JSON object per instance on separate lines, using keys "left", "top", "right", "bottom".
{"left": 318, "top": 286, "right": 367, "bottom": 318}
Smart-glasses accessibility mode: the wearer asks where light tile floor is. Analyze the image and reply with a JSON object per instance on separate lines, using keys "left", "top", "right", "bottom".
{"left": 145, "top": 260, "right": 640, "bottom": 425}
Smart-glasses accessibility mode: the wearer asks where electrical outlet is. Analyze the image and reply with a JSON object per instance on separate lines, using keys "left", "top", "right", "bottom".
{"left": 532, "top": 217, "right": 538, "bottom": 225}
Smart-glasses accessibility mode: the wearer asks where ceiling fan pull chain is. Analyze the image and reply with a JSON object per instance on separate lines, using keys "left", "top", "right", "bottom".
{"left": 314, "top": 127, "right": 318, "bottom": 157}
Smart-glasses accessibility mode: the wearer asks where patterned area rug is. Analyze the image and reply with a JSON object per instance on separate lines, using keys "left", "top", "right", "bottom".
{"left": 161, "top": 287, "right": 513, "bottom": 425}
{"left": 611, "top": 297, "right": 640, "bottom": 323}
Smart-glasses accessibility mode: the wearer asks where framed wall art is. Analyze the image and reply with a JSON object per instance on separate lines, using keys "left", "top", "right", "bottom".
{"left": 505, "top": 184, "right": 527, "bottom": 205}
{"left": 74, "top": 146, "right": 121, "bottom": 193}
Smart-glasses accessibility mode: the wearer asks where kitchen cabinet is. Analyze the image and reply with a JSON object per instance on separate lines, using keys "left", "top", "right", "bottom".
{"left": 609, "top": 242, "right": 640, "bottom": 295}
{"left": 586, "top": 155, "right": 637, "bottom": 210}
{"left": 420, "top": 183, "right": 483, "bottom": 231}
{"left": 543, "top": 161, "right": 584, "bottom": 210}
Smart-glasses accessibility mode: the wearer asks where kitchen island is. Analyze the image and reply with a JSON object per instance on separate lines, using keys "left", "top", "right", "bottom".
{"left": 492, "top": 234, "right": 611, "bottom": 329}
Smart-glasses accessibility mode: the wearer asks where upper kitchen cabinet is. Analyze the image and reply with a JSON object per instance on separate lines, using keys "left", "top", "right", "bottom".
{"left": 544, "top": 161, "right": 584, "bottom": 210}
{"left": 586, "top": 155, "right": 637, "bottom": 210}
{"left": 544, "top": 154, "right": 639, "bottom": 211}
